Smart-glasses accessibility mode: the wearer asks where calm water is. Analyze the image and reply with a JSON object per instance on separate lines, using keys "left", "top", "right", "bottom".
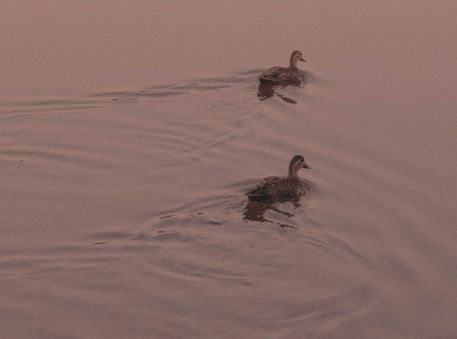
{"left": 1, "top": 1, "right": 457, "bottom": 338}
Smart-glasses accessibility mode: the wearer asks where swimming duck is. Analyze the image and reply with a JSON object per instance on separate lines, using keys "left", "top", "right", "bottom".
{"left": 259, "top": 50, "right": 307, "bottom": 86}
{"left": 246, "top": 155, "right": 311, "bottom": 202}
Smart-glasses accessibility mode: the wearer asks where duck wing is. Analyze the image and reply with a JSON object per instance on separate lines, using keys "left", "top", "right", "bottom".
{"left": 246, "top": 176, "right": 283, "bottom": 201}
{"left": 246, "top": 177, "right": 310, "bottom": 202}
{"left": 259, "top": 67, "right": 285, "bottom": 84}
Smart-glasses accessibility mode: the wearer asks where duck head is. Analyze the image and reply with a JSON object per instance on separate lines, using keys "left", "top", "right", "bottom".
{"left": 288, "top": 154, "right": 310, "bottom": 177}
{"left": 289, "top": 50, "right": 306, "bottom": 68}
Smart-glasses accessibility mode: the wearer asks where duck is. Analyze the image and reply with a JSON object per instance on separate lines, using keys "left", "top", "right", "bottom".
{"left": 259, "top": 50, "right": 307, "bottom": 86}
{"left": 246, "top": 155, "right": 311, "bottom": 202}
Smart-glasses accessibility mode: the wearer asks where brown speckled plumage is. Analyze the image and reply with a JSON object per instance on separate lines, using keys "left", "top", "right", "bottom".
{"left": 246, "top": 155, "right": 311, "bottom": 202}
{"left": 259, "top": 51, "right": 307, "bottom": 86}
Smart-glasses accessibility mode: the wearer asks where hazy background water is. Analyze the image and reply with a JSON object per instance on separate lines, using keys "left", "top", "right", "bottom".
{"left": 1, "top": 1, "right": 457, "bottom": 338}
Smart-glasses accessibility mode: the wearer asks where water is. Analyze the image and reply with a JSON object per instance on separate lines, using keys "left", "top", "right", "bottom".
{"left": 1, "top": 1, "right": 457, "bottom": 338}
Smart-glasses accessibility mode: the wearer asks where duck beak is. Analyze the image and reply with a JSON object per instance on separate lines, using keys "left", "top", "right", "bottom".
{"left": 303, "top": 163, "right": 310, "bottom": 169}
{"left": 300, "top": 57, "right": 306, "bottom": 62}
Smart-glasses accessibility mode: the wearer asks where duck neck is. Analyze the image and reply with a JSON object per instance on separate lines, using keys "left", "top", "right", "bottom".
{"left": 289, "top": 56, "right": 298, "bottom": 68}
{"left": 288, "top": 164, "right": 299, "bottom": 178}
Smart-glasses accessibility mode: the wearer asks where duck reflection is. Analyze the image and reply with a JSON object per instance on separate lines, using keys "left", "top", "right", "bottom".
{"left": 243, "top": 199, "right": 298, "bottom": 229}
{"left": 257, "top": 82, "right": 275, "bottom": 100}
{"left": 257, "top": 83, "right": 298, "bottom": 104}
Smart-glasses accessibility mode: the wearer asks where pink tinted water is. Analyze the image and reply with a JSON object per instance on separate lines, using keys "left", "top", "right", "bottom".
{"left": 1, "top": 1, "right": 456, "bottom": 338}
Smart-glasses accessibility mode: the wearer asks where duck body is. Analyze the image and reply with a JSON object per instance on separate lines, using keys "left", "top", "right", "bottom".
{"left": 246, "top": 155, "right": 311, "bottom": 202}
{"left": 259, "top": 66, "right": 307, "bottom": 86}
{"left": 258, "top": 50, "right": 307, "bottom": 86}
{"left": 246, "top": 176, "right": 309, "bottom": 202}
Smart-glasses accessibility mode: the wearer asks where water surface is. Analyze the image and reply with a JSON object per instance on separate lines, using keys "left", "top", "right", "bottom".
{"left": 1, "top": 1, "right": 456, "bottom": 338}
